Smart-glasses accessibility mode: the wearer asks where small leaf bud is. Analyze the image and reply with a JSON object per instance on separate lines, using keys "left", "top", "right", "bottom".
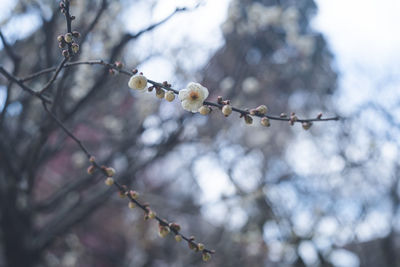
{"left": 105, "top": 177, "right": 114, "bottom": 186}
{"left": 128, "top": 202, "right": 136, "bottom": 209}
{"left": 222, "top": 105, "right": 232, "bottom": 117}
{"left": 175, "top": 234, "right": 182, "bottom": 242}
{"left": 118, "top": 191, "right": 126, "bottom": 198}
{"left": 89, "top": 156, "right": 95, "bottom": 162}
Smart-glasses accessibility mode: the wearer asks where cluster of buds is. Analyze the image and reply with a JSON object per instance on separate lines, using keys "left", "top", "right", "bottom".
{"left": 58, "top": 0, "right": 80, "bottom": 58}
{"left": 148, "top": 81, "right": 175, "bottom": 102}
{"left": 57, "top": 31, "right": 80, "bottom": 58}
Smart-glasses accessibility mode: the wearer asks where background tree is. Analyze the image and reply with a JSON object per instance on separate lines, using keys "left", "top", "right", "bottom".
{"left": 3, "top": 0, "right": 397, "bottom": 267}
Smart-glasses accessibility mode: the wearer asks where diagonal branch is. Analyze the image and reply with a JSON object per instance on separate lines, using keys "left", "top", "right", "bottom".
{"left": 39, "top": 57, "right": 68, "bottom": 95}
{"left": 0, "top": 66, "right": 52, "bottom": 104}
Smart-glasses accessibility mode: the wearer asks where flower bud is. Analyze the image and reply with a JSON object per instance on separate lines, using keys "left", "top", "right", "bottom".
{"left": 64, "top": 33, "right": 73, "bottom": 43}
{"left": 148, "top": 211, "right": 156, "bottom": 219}
{"left": 158, "top": 225, "right": 170, "bottom": 238}
{"left": 105, "top": 167, "right": 116, "bottom": 177}
{"left": 202, "top": 252, "right": 211, "bottom": 262}
{"left": 261, "top": 117, "right": 270, "bottom": 127}
{"left": 199, "top": 105, "right": 210, "bottom": 115}
{"left": 62, "top": 49, "right": 69, "bottom": 58}
{"left": 222, "top": 105, "right": 232, "bottom": 117}
{"left": 244, "top": 115, "right": 253, "bottom": 125}
{"left": 105, "top": 177, "right": 114, "bottom": 186}
{"left": 198, "top": 243, "right": 205, "bottom": 251}
{"left": 164, "top": 91, "right": 175, "bottom": 102}
{"left": 129, "top": 190, "right": 138, "bottom": 199}
{"left": 87, "top": 165, "right": 95, "bottom": 175}
{"left": 289, "top": 114, "right": 298, "bottom": 126}
{"left": 169, "top": 223, "right": 181, "bottom": 232}
{"left": 57, "top": 35, "right": 64, "bottom": 42}
{"left": 256, "top": 105, "right": 268, "bottom": 115}
{"left": 128, "top": 202, "right": 136, "bottom": 209}
{"left": 118, "top": 191, "right": 126, "bottom": 198}
{"left": 115, "top": 61, "right": 123, "bottom": 69}
{"left": 71, "top": 43, "right": 79, "bottom": 53}
{"left": 175, "top": 234, "right": 182, "bottom": 242}
{"left": 156, "top": 88, "right": 165, "bottom": 99}
{"left": 89, "top": 156, "right": 95, "bottom": 162}
{"left": 188, "top": 242, "right": 197, "bottom": 250}
{"left": 72, "top": 31, "right": 80, "bottom": 38}
{"left": 302, "top": 122, "right": 312, "bottom": 130}
{"left": 129, "top": 190, "right": 139, "bottom": 199}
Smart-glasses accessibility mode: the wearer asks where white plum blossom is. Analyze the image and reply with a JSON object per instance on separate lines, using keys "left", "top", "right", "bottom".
{"left": 178, "top": 82, "right": 209, "bottom": 113}
{"left": 128, "top": 74, "right": 147, "bottom": 91}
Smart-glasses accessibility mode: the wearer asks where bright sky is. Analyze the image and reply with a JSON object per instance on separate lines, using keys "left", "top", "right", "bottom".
{"left": 313, "top": 0, "right": 400, "bottom": 115}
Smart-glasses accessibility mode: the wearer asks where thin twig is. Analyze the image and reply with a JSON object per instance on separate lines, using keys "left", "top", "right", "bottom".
{"left": 39, "top": 57, "right": 68, "bottom": 95}
{"left": 0, "top": 66, "right": 52, "bottom": 104}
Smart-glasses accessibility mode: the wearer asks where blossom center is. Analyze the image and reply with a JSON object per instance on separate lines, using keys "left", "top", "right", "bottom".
{"left": 189, "top": 91, "right": 199, "bottom": 101}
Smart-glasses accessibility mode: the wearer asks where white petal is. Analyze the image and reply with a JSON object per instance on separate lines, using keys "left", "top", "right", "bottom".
{"left": 178, "top": 89, "right": 189, "bottom": 101}
{"left": 201, "top": 85, "right": 209, "bottom": 99}
{"left": 181, "top": 100, "right": 192, "bottom": 111}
